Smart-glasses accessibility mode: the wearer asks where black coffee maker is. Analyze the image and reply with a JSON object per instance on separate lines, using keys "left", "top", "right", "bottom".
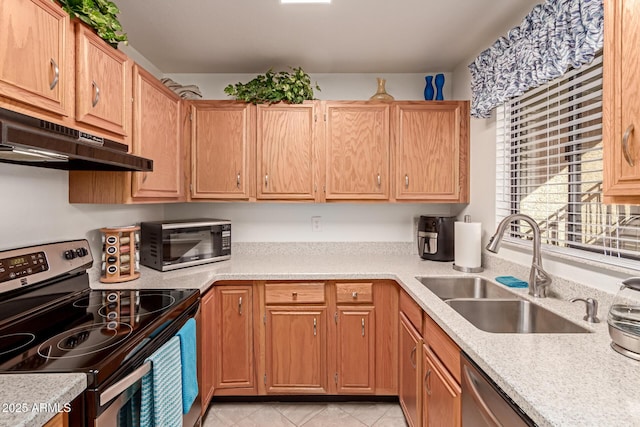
{"left": 418, "top": 216, "right": 455, "bottom": 261}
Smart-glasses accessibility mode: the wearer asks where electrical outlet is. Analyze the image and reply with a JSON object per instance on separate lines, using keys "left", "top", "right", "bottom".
{"left": 311, "top": 216, "right": 322, "bottom": 232}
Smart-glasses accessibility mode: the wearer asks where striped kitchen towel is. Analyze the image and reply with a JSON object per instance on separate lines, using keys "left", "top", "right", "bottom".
{"left": 140, "top": 336, "right": 183, "bottom": 427}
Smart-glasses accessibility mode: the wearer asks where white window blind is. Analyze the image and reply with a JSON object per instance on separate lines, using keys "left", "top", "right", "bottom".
{"left": 496, "top": 52, "right": 640, "bottom": 267}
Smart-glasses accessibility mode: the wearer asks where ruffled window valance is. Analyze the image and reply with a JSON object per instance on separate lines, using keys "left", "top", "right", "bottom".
{"left": 469, "top": 0, "right": 604, "bottom": 118}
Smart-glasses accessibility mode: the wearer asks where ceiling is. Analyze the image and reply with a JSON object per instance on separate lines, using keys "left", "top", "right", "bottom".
{"left": 117, "top": 0, "right": 542, "bottom": 74}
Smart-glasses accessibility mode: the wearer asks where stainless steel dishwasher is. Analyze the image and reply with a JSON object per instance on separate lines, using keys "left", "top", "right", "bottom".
{"left": 461, "top": 353, "right": 536, "bottom": 426}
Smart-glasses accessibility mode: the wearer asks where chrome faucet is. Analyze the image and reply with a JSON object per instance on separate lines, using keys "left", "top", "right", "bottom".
{"left": 486, "top": 214, "right": 552, "bottom": 298}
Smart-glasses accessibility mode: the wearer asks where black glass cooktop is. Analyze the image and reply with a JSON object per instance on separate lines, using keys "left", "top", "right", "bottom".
{"left": 0, "top": 274, "right": 198, "bottom": 387}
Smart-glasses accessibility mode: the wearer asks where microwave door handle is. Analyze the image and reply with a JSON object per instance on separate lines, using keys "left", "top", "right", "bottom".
{"left": 99, "top": 360, "right": 152, "bottom": 407}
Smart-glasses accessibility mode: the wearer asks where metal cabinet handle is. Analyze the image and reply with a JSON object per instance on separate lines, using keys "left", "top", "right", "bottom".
{"left": 49, "top": 58, "right": 59, "bottom": 90}
{"left": 238, "top": 296, "right": 243, "bottom": 315}
{"left": 313, "top": 318, "right": 317, "bottom": 336}
{"left": 622, "top": 124, "right": 635, "bottom": 167}
{"left": 237, "top": 172, "right": 241, "bottom": 189}
{"left": 410, "top": 346, "right": 416, "bottom": 369}
{"left": 361, "top": 318, "right": 365, "bottom": 337}
{"left": 377, "top": 173, "right": 381, "bottom": 187}
{"left": 463, "top": 364, "right": 502, "bottom": 427}
{"left": 100, "top": 360, "right": 151, "bottom": 406}
{"left": 424, "top": 369, "right": 432, "bottom": 396}
{"left": 292, "top": 291, "right": 297, "bottom": 298}
{"left": 92, "top": 81, "right": 101, "bottom": 107}
{"left": 352, "top": 292, "right": 358, "bottom": 299}
{"left": 405, "top": 174, "right": 409, "bottom": 188}
{"left": 265, "top": 174, "right": 269, "bottom": 188}
{"left": 142, "top": 172, "right": 149, "bottom": 184}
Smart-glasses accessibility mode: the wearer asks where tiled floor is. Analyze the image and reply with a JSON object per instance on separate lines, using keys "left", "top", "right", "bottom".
{"left": 202, "top": 401, "right": 409, "bottom": 427}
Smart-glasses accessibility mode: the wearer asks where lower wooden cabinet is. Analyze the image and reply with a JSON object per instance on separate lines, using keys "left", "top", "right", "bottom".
{"left": 422, "top": 345, "right": 461, "bottom": 427}
{"left": 199, "top": 288, "right": 215, "bottom": 410}
{"left": 399, "top": 312, "right": 423, "bottom": 427}
{"left": 43, "top": 412, "right": 67, "bottom": 427}
{"left": 265, "top": 306, "right": 327, "bottom": 393}
{"left": 335, "top": 306, "right": 375, "bottom": 394}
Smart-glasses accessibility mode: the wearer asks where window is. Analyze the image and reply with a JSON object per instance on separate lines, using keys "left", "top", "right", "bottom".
{"left": 496, "top": 52, "right": 640, "bottom": 267}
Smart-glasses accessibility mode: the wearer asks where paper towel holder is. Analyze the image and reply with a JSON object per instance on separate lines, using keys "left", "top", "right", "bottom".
{"left": 452, "top": 215, "right": 484, "bottom": 273}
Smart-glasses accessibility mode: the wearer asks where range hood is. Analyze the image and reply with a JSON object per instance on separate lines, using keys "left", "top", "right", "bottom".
{"left": 0, "top": 107, "right": 153, "bottom": 172}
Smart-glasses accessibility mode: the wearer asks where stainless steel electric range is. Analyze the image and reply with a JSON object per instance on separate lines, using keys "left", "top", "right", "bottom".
{"left": 0, "top": 239, "right": 201, "bottom": 426}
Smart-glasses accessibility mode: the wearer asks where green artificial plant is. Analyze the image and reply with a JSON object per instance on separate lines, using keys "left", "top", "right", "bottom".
{"left": 57, "top": 0, "right": 127, "bottom": 47}
{"left": 224, "top": 67, "right": 320, "bottom": 104}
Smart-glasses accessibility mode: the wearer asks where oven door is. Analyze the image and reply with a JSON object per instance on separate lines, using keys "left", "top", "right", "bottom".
{"left": 90, "top": 303, "right": 202, "bottom": 427}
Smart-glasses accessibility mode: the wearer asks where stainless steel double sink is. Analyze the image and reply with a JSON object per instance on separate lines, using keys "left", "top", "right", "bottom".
{"left": 416, "top": 277, "right": 590, "bottom": 333}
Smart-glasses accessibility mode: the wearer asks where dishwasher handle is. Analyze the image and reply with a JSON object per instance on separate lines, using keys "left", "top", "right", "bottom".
{"left": 463, "top": 363, "right": 502, "bottom": 427}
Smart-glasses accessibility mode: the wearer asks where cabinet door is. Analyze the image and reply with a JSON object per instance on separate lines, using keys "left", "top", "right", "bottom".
{"left": 399, "top": 313, "right": 422, "bottom": 427}
{"left": 199, "top": 289, "right": 215, "bottom": 411}
{"left": 215, "top": 286, "right": 255, "bottom": 390}
{"left": 191, "top": 102, "right": 254, "bottom": 199}
{"left": 604, "top": 0, "right": 640, "bottom": 200}
{"left": 0, "top": 0, "right": 70, "bottom": 116}
{"left": 265, "top": 306, "right": 327, "bottom": 393}
{"left": 131, "top": 65, "right": 183, "bottom": 199}
{"left": 393, "top": 102, "right": 469, "bottom": 202}
{"left": 75, "top": 24, "right": 130, "bottom": 137}
{"left": 336, "top": 307, "right": 375, "bottom": 394}
{"left": 325, "top": 102, "right": 390, "bottom": 200}
{"left": 423, "top": 345, "right": 461, "bottom": 427}
{"left": 256, "top": 103, "right": 318, "bottom": 200}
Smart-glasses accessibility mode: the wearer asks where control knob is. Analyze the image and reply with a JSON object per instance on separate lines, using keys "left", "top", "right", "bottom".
{"left": 76, "top": 247, "right": 89, "bottom": 257}
{"left": 63, "top": 250, "right": 76, "bottom": 260}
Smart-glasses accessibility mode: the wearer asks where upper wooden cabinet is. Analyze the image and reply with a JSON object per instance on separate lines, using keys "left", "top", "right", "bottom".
{"left": 604, "top": 0, "right": 640, "bottom": 202}
{"left": 131, "top": 64, "right": 183, "bottom": 199}
{"left": 0, "top": 0, "right": 72, "bottom": 117}
{"left": 75, "top": 23, "right": 130, "bottom": 138}
{"left": 69, "top": 63, "right": 185, "bottom": 204}
{"left": 256, "top": 103, "right": 320, "bottom": 201}
{"left": 191, "top": 101, "right": 255, "bottom": 200}
{"left": 392, "top": 102, "right": 469, "bottom": 202}
{"left": 324, "top": 102, "right": 390, "bottom": 200}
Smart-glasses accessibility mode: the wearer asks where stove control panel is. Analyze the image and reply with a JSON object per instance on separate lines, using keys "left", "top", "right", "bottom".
{"left": 0, "top": 240, "right": 93, "bottom": 294}
{"left": 0, "top": 251, "right": 49, "bottom": 283}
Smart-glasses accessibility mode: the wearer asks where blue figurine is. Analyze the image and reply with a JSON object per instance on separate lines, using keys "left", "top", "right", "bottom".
{"left": 423, "top": 75, "right": 434, "bottom": 101}
{"left": 435, "top": 73, "right": 445, "bottom": 100}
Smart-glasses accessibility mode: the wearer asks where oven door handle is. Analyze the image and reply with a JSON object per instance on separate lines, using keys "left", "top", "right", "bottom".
{"left": 99, "top": 360, "right": 152, "bottom": 407}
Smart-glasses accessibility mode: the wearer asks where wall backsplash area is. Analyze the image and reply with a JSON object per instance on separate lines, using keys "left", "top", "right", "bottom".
{"left": 0, "top": 164, "right": 162, "bottom": 258}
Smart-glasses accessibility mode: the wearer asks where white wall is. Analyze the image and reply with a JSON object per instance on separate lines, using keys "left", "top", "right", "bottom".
{"left": 163, "top": 72, "right": 453, "bottom": 101}
{"left": 165, "top": 203, "right": 463, "bottom": 243}
{"left": 0, "top": 162, "right": 163, "bottom": 257}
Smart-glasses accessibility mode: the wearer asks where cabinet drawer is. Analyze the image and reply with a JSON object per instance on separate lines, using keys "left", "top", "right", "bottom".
{"left": 400, "top": 290, "right": 423, "bottom": 334}
{"left": 423, "top": 313, "right": 460, "bottom": 383}
{"left": 336, "top": 282, "right": 373, "bottom": 304}
{"left": 265, "top": 283, "right": 325, "bottom": 304}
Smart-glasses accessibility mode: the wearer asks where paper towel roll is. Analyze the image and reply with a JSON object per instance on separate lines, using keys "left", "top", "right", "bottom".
{"left": 454, "top": 221, "right": 482, "bottom": 269}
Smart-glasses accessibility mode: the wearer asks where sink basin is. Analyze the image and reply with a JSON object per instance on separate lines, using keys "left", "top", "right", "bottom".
{"left": 445, "top": 299, "right": 590, "bottom": 333}
{"left": 416, "top": 276, "right": 517, "bottom": 300}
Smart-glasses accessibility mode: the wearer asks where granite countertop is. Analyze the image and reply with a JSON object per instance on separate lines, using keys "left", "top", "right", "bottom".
{"left": 87, "top": 251, "right": 639, "bottom": 427}
{"left": 0, "top": 373, "right": 86, "bottom": 427}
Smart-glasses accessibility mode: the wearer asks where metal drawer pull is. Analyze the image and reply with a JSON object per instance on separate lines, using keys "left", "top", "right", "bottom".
{"left": 361, "top": 318, "right": 365, "bottom": 336}
{"left": 424, "top": 369, "right": 432, "bottom": 395}
{"left": 352, "top": 292, "right": 358, "bottom": 299}
{"left": 237, "top": 172, "right": 241, "bottom": 188}
{"left": 377, "top": 173, "right": 381, "bottom": 187}
{"left": 49, "top": 58, "right": 59, "bottom": 90}
{"left": 238, "top": 297, "right": 243, "bottom": 315}
{"left": 292, "top": 291, "right": 297, "bottom": 297}
{"left": 313, "top": 318, "right": 317, "bottom": 336}
{"left": 405, "top": 174, "right": 409, "bottom": 188}
{"left": 92, "top": 81, "right": 101, "bottom": 107}
{"left": 99, "top": 361, "right": 151, "bottom": 406}
{"left": 265, "top": 174, "right": 269, "bottom": 187}
{"left": 622, "top": 124, "right": 635, "bottom": 167}
{"left": 410, "top": 346, "right": 416, "bottom": 369}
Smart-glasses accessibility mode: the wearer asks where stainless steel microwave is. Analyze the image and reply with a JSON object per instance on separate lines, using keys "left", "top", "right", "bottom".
{"left": 140, "top": 219, "right": 231, "bottom": 271}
